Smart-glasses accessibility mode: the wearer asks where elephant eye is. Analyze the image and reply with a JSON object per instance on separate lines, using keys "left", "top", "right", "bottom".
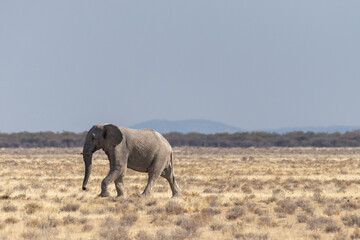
{"left": 91, "top": 133, "right": 96, "bottom": 141}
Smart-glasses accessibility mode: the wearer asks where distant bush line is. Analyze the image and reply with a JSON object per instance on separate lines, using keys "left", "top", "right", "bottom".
{"left": 2, "top": 130, "right": 360, "bottom": 148}
{"left": 165, "top": 131, "right": 360, "bottom": 147}
{"left": 0, "top": 132, "right": 87, "bottom": 148}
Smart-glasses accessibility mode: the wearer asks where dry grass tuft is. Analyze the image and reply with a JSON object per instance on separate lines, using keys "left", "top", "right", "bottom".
{"left": 297, "top": 213, "right": 309, "bottom": 223}
{"left": 236, "top": 232, "right": 269, "bottom": 240}
{"left": 154, "top": 230, "right": 168, "bottom": 240}
{"left": 2, "top": 203, "right": 17, "bottom": 212}
{"left": 80, "top": 208, "right": 90, "bottom": 215}
{"left": 14, "top": 184, "right": 28, "bottom": 191}
{"left": 21, "top": 231, "right": 40, "bottom": 240}
{"left": 201, "top": 207, "right": 221, "bottom": 217}
{"left": 82, "top": 224, "right": 93, "bottom": 232}
{"left": 120, "top": 212, "right": 138, "bottom": 227}
{"left": 63, "top": 215, "right": 77, "bottom": 225}
{"left": 147, "top": 207, "right": 164, "bottom": 215}
{"left": 313, "top": 190, "right": 326, "bottom": 204}
{"left": 145, "top": 199, "right": 157, "bottom": 207}
{"left": 206, "top": 195, "right": 219, "bottom": 207}
{"left": 296, "top": 199, "right": 314, "bottom": 214}
{"left": 39, "top": 216, "right": 60, "bottom": 229}
{"left": 264, "top": 196, "right": 277, "bottom": 205}
{"left": 165, "top": 201, "right": 186, "bottom": 215}
{"left": 274, "top": 198, "right": 297, "bottom": 215}
{"left": 210, "top": 222, "right": 225, "bottom": 231}
{"left": 5, "top": 217, "right": 20, "bottom": 224}
{"left": 309, "top": 233, "right": 321, "bottom": 239}
{"left": 334, "top": 232, "right": 348, "bottom": 240}
{"left": 60, "top": 203, "right": 80, "bottom": 212}
{"left": 175, "top": 215, "right": 201, "bottom": 236}
{"left": 134, "top": 230, "right": 154, "bottom": 240}
{"left": 307, "top": 216, "right": 340, "bottom": 233}
{"left": 342, "top": 214, "right": 360, "bottom": 227}
{"left": 99, "top": 217, "right": 130, "bottom": 240}
{"left": 226, "top": 206, "right": 245, "bottom": 220}
{"left": 26, "top": 218, "right": 41, "bottom": 228}
{"left": 341, "top": 200, "right": 360, "bottom": 210}
{"left": 258, "top": 216, "right": 278, "bottom": 227}
{"left": 24, "top": 203, "right": 42, "bottom": 214}
{"left": 324, "top": 221, "right": 342, "bottom": 233}
{"left": 323, "top": 203, "right": 339, "bottom": 216}
{"left": 350, "top": 228, "right": 360, "bottom": 240}
{"left": 171, "top": 228, "right": 190, "bottom": 240}
{"left": 241, "top": 184, "right": 253, "bottom": 194}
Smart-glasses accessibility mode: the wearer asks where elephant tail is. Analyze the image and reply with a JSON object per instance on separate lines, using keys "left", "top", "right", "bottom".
{"left": 170, "top": 151, "right": 176, "bottom": 182}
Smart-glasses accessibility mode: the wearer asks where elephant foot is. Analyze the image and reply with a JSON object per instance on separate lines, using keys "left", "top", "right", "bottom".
{"left": 99, "top": 191, "right": 110, "bottom": 197}
{"left": 139, "top": 192, "right": 151, "bottom": 198}
{"left": 115, "top": 194, "right": 125, "bottom": 199}
{"left": 172, "top": 192, "right": 183, "bottom": 198}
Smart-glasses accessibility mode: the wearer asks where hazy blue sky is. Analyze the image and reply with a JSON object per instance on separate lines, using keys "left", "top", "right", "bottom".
{"left": 1, "top": 1, "right": 360, "bottom": 132}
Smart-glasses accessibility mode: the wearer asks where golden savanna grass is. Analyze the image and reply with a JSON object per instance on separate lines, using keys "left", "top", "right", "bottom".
{"left": 1, "top": 147, "right": 360, "bottom": 239}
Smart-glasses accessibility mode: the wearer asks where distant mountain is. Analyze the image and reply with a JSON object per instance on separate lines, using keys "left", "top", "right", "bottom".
{"left": 130, "top": 119, "right": 241, "bottom": 134}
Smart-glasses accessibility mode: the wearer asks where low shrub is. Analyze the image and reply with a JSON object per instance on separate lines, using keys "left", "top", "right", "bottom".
{"left": 226, "top": 207, "right": 245, "bottom": 220}
{"left": 165, "top": 201, "right": 186, "bottom": 215}
{"left": 274, "top": 199, "right": 297, "bottom": 215}
{"left": 60, "top": 203, "right": 80, "bottom": 212}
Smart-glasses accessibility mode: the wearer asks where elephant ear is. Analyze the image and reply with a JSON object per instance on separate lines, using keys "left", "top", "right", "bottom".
{"left": 103, "top": 124, "right": 123, "bottom": 147}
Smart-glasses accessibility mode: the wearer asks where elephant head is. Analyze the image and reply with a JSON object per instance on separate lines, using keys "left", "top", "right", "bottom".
{"left": 82, "top": 124, "right": 123, "bottom": 191}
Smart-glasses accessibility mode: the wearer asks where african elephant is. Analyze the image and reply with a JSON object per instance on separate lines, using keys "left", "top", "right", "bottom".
{"left": 81, "top": 123, "right": 181, "bottom": 198}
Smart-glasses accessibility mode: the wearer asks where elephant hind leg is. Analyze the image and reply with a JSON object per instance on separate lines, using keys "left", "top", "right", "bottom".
{"left": 115, "top": 176, "right": 125, "bottom": 197}
{"left": 141, "top": 153, "right": 168, "bottom": 197}
{"left": 141, "top": 171, "right": 161, "bottom": 197}
{"left": 161, "top": 165, "right": 182, "bottom": 198}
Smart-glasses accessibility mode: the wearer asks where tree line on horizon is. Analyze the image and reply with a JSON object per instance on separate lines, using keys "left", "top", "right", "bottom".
{"left": 1, "top": 130, "right": 360, "bottom": 148}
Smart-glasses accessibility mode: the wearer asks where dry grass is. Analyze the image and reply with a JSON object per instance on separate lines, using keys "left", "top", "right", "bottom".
{"left": 60, "top": 203, "right": 80, "bottom": 212}
{"left": 2, "top": 202, "right": 17, "bottom": 212}
{"left": 24, "top": 202, "right": 42, "bottom": 214}
{"left": 1, "top": 147, "right": 360, "bottom": 239}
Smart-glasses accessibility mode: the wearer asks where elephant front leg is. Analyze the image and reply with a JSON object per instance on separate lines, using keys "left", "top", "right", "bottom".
{"left": 100, "top": 170, "right": 121, "bottom": 197}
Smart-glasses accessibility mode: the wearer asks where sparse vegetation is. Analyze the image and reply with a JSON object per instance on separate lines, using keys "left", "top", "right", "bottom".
{"left": 1, "top": 147, "right": 360, "bottom": 239}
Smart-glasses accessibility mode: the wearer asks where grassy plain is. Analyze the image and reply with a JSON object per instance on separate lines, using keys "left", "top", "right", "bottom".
{"left": 1, "top": 147, "right": 360, "bottom": 239}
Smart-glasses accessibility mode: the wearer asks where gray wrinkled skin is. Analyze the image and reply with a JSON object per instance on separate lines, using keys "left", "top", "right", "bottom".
{"left": 82, "top": 124, "right": 181, "bottom": 198}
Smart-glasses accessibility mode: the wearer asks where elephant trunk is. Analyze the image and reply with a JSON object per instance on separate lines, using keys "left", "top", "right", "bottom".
{"left": 82, "top": 153, "right": 93, "bottom": 190}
